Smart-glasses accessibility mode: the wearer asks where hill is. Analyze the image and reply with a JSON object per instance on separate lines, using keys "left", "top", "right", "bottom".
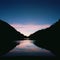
{"left": 0, "top": 19, "right": 25, "bottom": 56}
{"left": 29, "top": 19, "right": 60, "bottom": 56}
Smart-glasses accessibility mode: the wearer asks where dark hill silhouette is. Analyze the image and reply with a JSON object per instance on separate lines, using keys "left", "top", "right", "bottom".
{"left": 29, "top": 19, "right": 60, "bottom": 57}
{"left": 0, "top": 19, "right": 25, "bottom": 56}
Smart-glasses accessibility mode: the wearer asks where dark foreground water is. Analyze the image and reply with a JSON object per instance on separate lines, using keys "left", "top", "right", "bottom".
{"left": 3, "top": 40, "right": 55, "bottom": 57}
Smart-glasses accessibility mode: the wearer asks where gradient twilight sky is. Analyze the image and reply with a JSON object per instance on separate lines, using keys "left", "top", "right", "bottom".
{"left": 0, "top": 0, "right": 60, "bottom": 36}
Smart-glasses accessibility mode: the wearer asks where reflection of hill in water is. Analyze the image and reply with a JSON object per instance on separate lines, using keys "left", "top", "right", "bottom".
{"left": 3, "top": 40, "right": 54, "bottom": 57}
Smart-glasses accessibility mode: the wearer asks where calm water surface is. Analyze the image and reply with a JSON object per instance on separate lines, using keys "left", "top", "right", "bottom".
{"left": 4, "top": 39, "right": 55, "bottom": 57}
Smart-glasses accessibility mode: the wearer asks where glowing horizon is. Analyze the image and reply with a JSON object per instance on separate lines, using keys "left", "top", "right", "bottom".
{"left": 11, "top": 24, "right": 50, "bottom": 36}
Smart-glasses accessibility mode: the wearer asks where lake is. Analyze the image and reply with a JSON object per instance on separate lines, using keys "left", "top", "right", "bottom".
{"left": 3, "top": 39, "right": 55, "bottom": 57}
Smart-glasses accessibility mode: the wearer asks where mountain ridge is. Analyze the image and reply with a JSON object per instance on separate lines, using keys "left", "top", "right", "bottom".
{"left": 29, "top": 19, "right": 60, "bottom": 56}
{"left": 0, "top": 19, "right": 25, "bottom": 56}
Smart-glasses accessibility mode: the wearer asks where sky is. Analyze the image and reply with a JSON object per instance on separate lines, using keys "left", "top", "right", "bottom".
{"left": 0, "top": 0, "right": 60, "bottom": 36}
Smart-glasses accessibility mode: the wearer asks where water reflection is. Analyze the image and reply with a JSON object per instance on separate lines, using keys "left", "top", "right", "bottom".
{"left": 4, "top": 40, "right": 54, "bottom": 56}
